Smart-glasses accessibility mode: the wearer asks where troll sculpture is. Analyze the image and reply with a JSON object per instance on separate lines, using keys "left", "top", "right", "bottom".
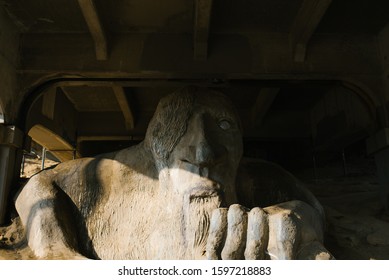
{"left": 15, "top": 87, "right": 332, "bottom": 260}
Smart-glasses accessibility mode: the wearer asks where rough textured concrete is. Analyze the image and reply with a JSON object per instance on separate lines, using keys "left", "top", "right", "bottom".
{"left": 15, "top": 87, "right": 331, "bottom": 259}
{"left": 0, "top": 1, "right": 388, "bottom": 260}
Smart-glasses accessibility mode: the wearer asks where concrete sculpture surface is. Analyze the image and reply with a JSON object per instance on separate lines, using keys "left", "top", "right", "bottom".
{"left": 15, "top": 87, "right": 333, "bottom": 259}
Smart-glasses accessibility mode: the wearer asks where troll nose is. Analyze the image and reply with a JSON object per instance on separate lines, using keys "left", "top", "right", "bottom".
{"left": 183, "top": 138, "right": 227, "bottom": 168}
{"left": 194, "top": 141, "right": 216, "bottom": 167}
{"left": 180, "top": 113, "right": 227, "bottom": 167}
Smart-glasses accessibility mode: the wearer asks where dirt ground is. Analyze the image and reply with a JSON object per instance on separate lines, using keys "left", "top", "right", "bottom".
{"left": 1, "top": 159, "right": 388, "bottom": 260}
{"left": 0, "top": 217, "right": 35, "bottom": 260}
{"left": 20, "top": 156, "right": 58, "bottom": 179}
{"left": 311, "top": 177, "right": 389, "bottom": 260}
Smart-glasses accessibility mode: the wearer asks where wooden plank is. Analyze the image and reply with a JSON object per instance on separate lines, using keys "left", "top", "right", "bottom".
{"left": 290, "top": 0, "right": 332, "bottom": 62}
{"left": 78, "top": 0, "right": 108, "bottom": 60}
{"left": 112, "top": 86, "right": 134, "bottom": 130}
{"left": 193, "top": 0, "right": 213, "bottom": 61}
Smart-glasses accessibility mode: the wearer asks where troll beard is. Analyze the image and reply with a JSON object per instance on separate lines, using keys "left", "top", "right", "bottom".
{"left": 157, "top": 169, "right": 231, "bottom": 259}
{"left": 182, "top": 194, "right": 222, "bottom": 259}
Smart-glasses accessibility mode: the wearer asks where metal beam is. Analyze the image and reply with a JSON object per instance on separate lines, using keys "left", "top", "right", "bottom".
{"left": 193, "top": 0, "right": 213, "bottom": 61}
{"left": 290, "top": 0, "right": 332, "bottom": 62}
{"left": 112, "top": 86, "right": 135, "bottom": 130}
{"left": 78, "top": 0, "right": 108, "bottom": 60}
{"left": 251, "top": 88, "right": 279, "bottom": 128}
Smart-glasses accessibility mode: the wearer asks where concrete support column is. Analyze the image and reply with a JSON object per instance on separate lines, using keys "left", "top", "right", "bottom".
{"left": 367, "top": 128, "right": 389, "bottom": 210}
{"left": 0, "top": 125, "right": 24, "bottom": 225}
{"left": 374, "top": 148, "right": 389, "bottom": 210}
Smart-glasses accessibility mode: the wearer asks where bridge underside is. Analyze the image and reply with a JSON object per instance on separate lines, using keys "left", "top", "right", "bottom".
{"left": 0, "top": 0, "right": 389, "bottom": 230}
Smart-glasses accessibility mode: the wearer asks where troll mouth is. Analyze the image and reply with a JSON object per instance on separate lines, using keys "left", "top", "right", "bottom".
{"left": 189, "top": 186, "right": 222, "bottom": 201}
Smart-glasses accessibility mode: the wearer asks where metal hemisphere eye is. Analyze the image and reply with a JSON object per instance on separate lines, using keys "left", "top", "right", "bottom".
{"left": 218, "top": 119, "right": 231, "bottom": 130}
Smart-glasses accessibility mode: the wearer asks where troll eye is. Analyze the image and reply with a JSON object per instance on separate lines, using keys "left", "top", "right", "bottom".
{"left": 218, "top": 119, "right": 231, "bottom": 130}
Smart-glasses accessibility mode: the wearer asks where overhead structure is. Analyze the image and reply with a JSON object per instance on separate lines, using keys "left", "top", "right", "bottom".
{"left": 28, "top": 125, "right": 77, "bottom": 162}
{"left": 0, "top": 0, "right": 389, "bottom": 226}
{"left": 193, "top": 0, "right": 213, "bottom": 61}
{"left": 112, "top": 86, "right": 135, "bottom": 131}
{"left": 78, "top": 0, "right": 108, "bottom": 60}
{"left": 290, "top": 0, "right": 332, "bottom": 62}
